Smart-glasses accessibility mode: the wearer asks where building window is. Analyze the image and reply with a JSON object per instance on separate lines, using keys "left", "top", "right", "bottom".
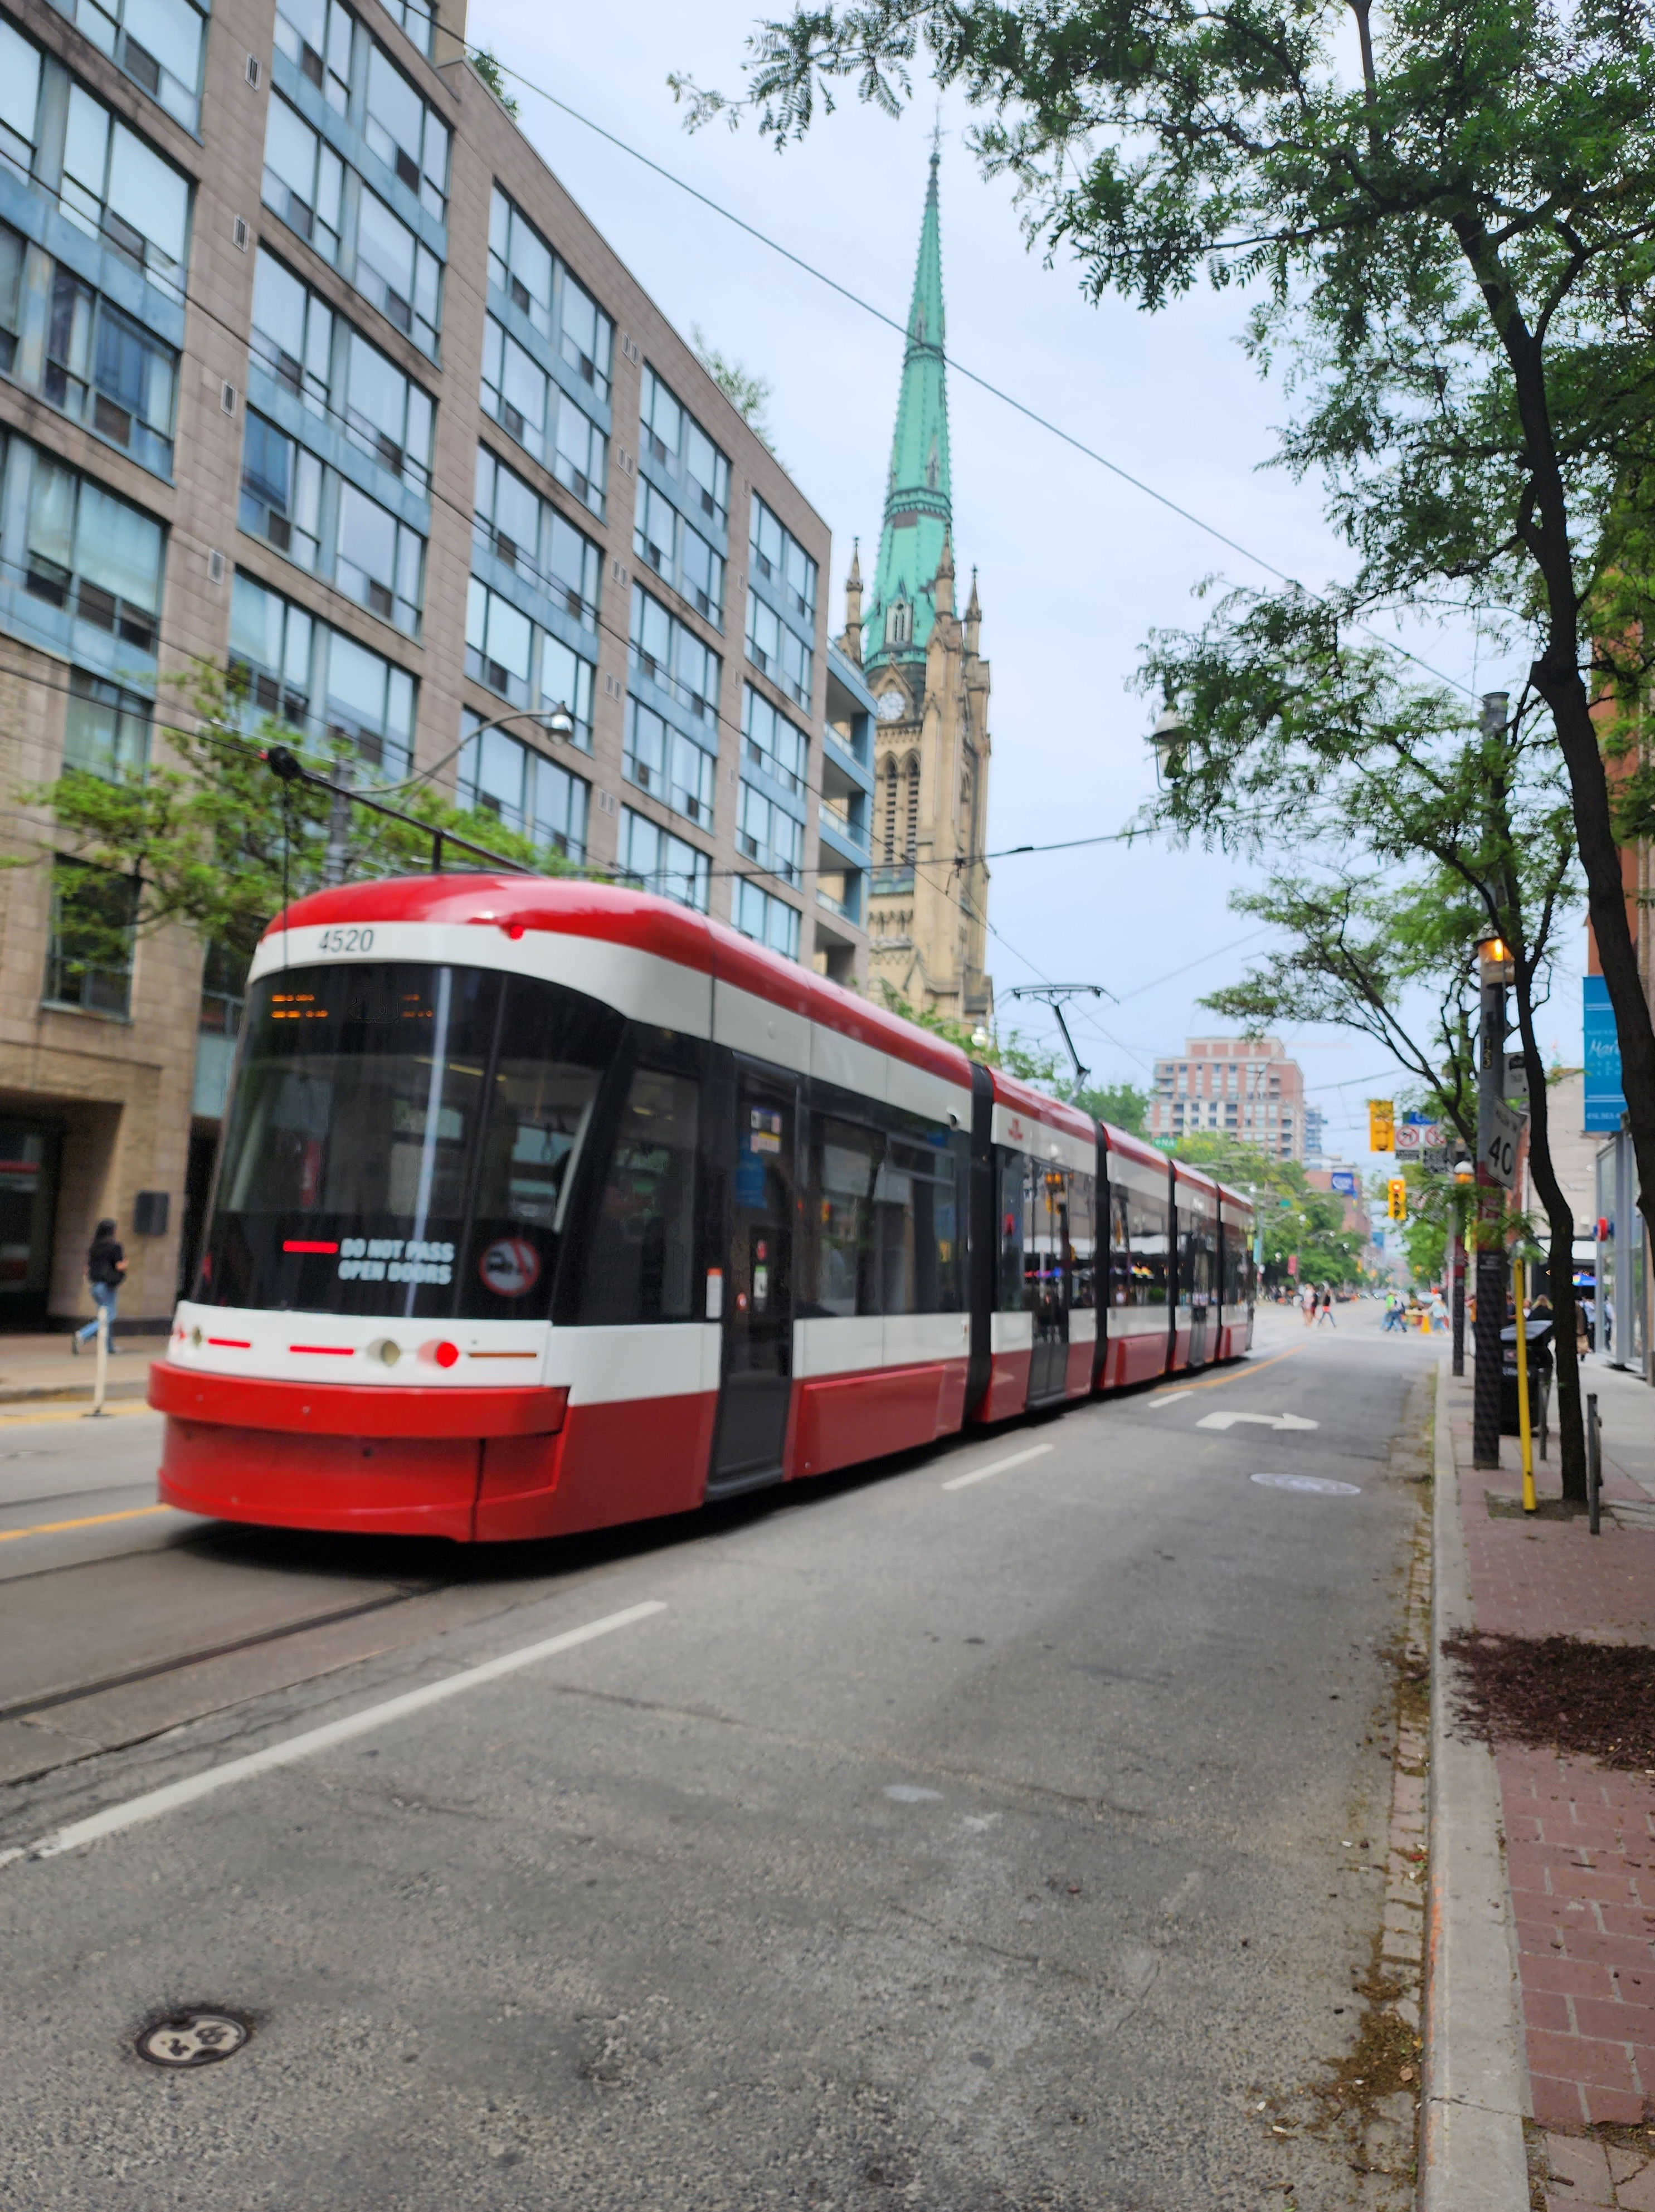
{"left": 23, "top": 447, "right": 164, "bottom": 653}
{"left": 624, "top": 698, "right": 715, "bottom": 830}
{"left": 639, "top": 364, "right": 728, "bottom": 528}
{"left": 199, "top": 942, "right": 246, "bottom": 1039}
{"left": 733, "top": 879, "right": 801, "bottom": 962}
{"left": 474, "top": 444, "right": 598, "bottom": 625}
{"left": 884, "top": 597, "right": 912, "bottom": 647}
{"left": 238, "top": 412, "right": 425, "bottom": 634}
{"left": 745, "top": 590, "right": 812, "bottom": 709}
{"left": 741, "top": 684, "right": 806, "bottom": 795}
{"left": 634, "top": 478, "right": 723, "bottom": 626}
{"left": 488, "top": 188, "right": 614, "bottom": 405}
{"left": 63, "top": 670, "right": 149, "bottom": 780}
{"left": 457, "top": 709, "right": 588, "bottom": 862}
{"left": 364, "top": 43, "right": 450, "bottom": 219}
{"left": 262, "top": 95, "right": 443, "bottom": 358}
{"left": 749, "top": 494, "right": 817, "bottom": 619}
{"left": 630, "top": 584, "right": 721, "bottom": 725}
{"left": 616, "top": 807, "right": 709, "bottom": 913}
{"left": 240, "top": 410, "right": 323, "bottom": 569}
{"left": 904, "top": 753, "right": 919, "bottom": 860}
{"left": 882, "top": 754, "right": 897, "bottom": 864}
{"left": 334, "top": 479, "right": 424, "bottom": 634}
{"left": 228, "top": 568, "right": 415, "bottom": 774}
{"left": 45, "top": 856, "right": 135, "bottom": 1015}
{"left": 274, "top": 0, "right": 450, "bottom": 216}
{"left": 0, "top": 21, "right": 192, "bottom": 300}
{"left": 251, "top": 249, "right": 436, "bottom": 499}
{"left": 47, "top": 0, "right": 208, "bottom": 129}
{"left": 465, "top": 577, "right": 595, "bottom": 745}
{"left": 480, "top": 314, "right": 606, "bottom": 518}
{"left": 378, "top": 0, "right": 434, "bottom": 57}
{"left": 737, "top": 782, "right": 804, "bottom": 886}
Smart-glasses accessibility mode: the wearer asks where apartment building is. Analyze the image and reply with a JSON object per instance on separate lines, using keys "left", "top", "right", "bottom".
{"left": 1147, "top": 1035, "right": 1307, "bottom": 1162}
{"left": 0, "top": 0, "right": 872, "bottom": 1332}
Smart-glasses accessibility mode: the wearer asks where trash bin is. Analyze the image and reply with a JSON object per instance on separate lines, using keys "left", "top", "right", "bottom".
{"left": 1500, "top": 1319, "right": 1554, "bottom": 1437}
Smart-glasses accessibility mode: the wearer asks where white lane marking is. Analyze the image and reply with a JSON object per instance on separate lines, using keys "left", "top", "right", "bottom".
{"left": 10, "top": 1599, "right": 667, "bottom": 1868}
{"left": 1197, "top": 1410, "right": 1319, "bottom": 1433}
{"left": 885, "top": 1784, "right": 943, "bottom": 1802}
{"left": 940, "top": 1443, "right": 1054, "bottom": 1493}
{"left": 1145, "top": 1390, "right": 1196, "bottom": 1409}
{"left": 1252, "top": 1473, "right": 1360, "bottom": 1496}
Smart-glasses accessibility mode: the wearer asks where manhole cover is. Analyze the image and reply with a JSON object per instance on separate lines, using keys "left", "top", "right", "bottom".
{"left": 136, "top": 2010, "right": 250, "bottom": 2068}
{"left": 1250, "top": 1473, "right": 1361, "bottom": 1497}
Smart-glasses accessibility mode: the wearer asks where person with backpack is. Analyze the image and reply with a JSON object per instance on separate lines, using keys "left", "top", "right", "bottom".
{"left": 1315, "top": 1283, "right": 1337, "bottom": 1327}
{"left": 72, "top": 1218, "right": 126, "bottom": 1354}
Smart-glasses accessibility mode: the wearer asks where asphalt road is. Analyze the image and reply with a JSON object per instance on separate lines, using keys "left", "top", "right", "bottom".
{"left": 0, "top": 1304, "right": 1435, "bottom": 2210}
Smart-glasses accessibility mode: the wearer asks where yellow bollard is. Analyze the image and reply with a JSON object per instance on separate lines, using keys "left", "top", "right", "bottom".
{"left": 1515, "top": 1254, "right": 1535, "bottom": 1514}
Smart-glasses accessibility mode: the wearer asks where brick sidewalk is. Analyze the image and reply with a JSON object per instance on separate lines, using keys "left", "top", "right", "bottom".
{"left": 1444, "top": 1366, "right": 1655, "bottom": 2205}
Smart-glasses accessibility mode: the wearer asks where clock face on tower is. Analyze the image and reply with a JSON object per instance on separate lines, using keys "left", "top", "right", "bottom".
{"left": 875, "top": 691, "right": 906, "bottom": 723}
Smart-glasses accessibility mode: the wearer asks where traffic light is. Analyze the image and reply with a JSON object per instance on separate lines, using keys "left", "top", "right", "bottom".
{"left": 1369, "top": 1099, "right": 1395, "bottom": 1152}
{"left": 1388, "top": 1178, "right": 1408, "bottom": 1222}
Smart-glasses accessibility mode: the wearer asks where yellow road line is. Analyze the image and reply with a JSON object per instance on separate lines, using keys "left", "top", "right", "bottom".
{"left": 0, "top": 1503, "right": 175, "bottom": 1544}
{"left": 0, "top": 1397, "right": 158, "bottom": 1427}
{"left": 1169, "top": 1342, "right": 1308, "bottom": 1394}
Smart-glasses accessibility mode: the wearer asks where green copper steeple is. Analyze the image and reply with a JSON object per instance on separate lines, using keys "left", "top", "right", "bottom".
{"left": 864, "top": 149, "right": 951, "bottom": 670}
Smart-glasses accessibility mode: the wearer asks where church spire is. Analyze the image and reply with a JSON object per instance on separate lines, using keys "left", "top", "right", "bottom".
{"left": 865, "top": 148, "right": 952, "bottom": 669}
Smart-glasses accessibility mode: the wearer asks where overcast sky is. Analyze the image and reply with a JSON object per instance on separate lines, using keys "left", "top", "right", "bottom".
{"left": 467, "top": 0, "right": 1583, "bottom": 1166}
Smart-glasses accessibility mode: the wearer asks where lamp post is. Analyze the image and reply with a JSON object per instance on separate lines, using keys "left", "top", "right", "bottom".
{"left": 1148, "top": 703, "right": 1190, "bottom": 788}
{"left": 376, "top": 701, "right": 578, "bottom": 799}
{"left": 1472, "top": 922, "right": 1512, "bottom": 1467}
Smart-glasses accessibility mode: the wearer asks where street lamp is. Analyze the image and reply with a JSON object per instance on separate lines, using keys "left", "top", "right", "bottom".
{"left": 375, "top": 701, "right": 578, "bottom": 798}
{"left": 1148, "top": 703, "right": 1190, "bottom": 787}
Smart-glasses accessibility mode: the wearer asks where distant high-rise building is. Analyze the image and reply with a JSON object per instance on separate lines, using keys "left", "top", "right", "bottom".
{"left": 1303, "top": 1106, "right": 1328, "bottom": 1166}
{"left": 1147, "top": 1036, "right": 1308, "bottom": 1162}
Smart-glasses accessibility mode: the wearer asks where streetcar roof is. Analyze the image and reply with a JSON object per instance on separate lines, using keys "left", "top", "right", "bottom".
{"left": 985, "top": 1065, "right": 1097, "bottom": 1146}
{"left": 264, "top": 874, "right": 977, "bottom": 1090}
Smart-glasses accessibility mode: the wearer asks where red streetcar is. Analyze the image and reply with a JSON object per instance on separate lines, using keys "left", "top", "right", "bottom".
{"left": 150, "top": 878, "right": 1254, "bottom": 1541}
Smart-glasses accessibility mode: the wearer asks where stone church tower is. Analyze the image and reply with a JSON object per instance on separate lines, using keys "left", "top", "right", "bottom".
{"left": 840, "top": 151, "right": 993, "bottom": 1026}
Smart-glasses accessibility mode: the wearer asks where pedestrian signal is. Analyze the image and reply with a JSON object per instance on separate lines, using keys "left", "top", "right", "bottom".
{"left": 1387, "top": 1178, "right": 1408, "bottom": 1222}
{"left": 1369, "top": 1100, "right": 1395, "bottom": 1152}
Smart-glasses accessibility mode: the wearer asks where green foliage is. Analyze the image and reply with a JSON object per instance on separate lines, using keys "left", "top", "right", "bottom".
{"left": 469, "top": 50, "right": 520, "bottom": 121}
{"left": 17, "top": 664, "right": 566, "bottom": 972}
{"left": 1073, "top": 1080, "right": 1149, "bottom": 1134}
{"left": 692, "top": 326, "right": 778, "bottom": 454}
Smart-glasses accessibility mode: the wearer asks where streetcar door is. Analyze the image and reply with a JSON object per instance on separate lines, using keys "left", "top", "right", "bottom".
{"left": 709, "top": 1071, "right": 797, "bottom": 1489}
{"left": 1026, "top": 1158, "right": 1069, "bottom": 1404}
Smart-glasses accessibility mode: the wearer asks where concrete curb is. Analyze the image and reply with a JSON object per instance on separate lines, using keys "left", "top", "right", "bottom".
{"left": 1419, "top": 1356, "right": 1531, "bottom": 2209}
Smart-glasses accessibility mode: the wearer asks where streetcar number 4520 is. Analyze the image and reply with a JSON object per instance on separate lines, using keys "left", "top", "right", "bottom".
{"left": 317, "top": 927, "right": 374, "bottom": 953}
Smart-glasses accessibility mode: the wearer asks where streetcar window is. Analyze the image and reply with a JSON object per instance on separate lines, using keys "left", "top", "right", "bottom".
{"left": 804, "top": 1109, "right": 965, "bottom": 1317}
{"left": 1108, "top": 1187, "right": 1132, "bottom": 1307}
{"left": 996, "top": 1150, "right": 1023, "bottom": 1311}
{"left": 576, "top": 1069, "right": 699, "bottom": 1324}
{"left": 1069, "top": 1170, "right": 1096, "bottom": 1310}
{"left": 198, "top": 963, "right": 620, "bottom": 1317}
{"left": 1125, "top": 1191, "right": 1169, "bottom": 1307}
{"left": 1024, "top": 1160, "right": 1068, "bottom": 1317}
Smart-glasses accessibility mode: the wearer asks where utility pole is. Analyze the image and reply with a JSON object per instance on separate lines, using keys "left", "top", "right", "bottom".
{"left": 1450, "top": 1183, "right": 1468, "bottom": 1377}
{"left": 1472, "top": 691, "right": 1511, "bottom": 1468}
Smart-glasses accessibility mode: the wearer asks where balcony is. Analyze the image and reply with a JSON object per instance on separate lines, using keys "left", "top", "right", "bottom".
{"left": 818, "top": 798, "right": 870, "bottom": 858}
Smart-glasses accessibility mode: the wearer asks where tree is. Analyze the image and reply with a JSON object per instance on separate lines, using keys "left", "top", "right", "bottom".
{"left": 469, "top": 51, "right": 520, "bottom": 121}
{"left": 875, "top": 980, "right": 1069, "bottom": 1088}
{"left": 1157, "top": 615, "right": 1586, "bottom": 1489}
{"left": 1074, "top": 1079, "right": 1149, "bottom": 1134}
{"left": 674, "top": 0, "right": 1655, "bottom": 1280}
{"left": 692, "top": 326, "right": 779, "bottom": 454}
{"left": 15, "top": 665, "right": 564, "bottom": 979}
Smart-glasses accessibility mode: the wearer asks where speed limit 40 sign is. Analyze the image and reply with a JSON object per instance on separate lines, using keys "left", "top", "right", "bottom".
{"left": 1482, "top": 1099, "right": 1523, "bottom": 1188}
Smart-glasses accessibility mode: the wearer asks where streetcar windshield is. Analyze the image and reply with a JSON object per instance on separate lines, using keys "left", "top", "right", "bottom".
{"left": 196, "top": 962, "right": 622, "bottom": 1318}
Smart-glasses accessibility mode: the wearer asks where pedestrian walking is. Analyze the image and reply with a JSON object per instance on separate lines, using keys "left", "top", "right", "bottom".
{"left": 1315, "top": 1284, "right": 1337, "bottom": 1328}
{"left": 72, "top": 1217, "right": 125, "bottom": 1354}
{"left": 1382, "top": 1290, "right": 1403, "bottom": 1333}
{"left": 1428, "top": 1288, "right": 1449, "bottom": 1333}
{"left": 1301, "top": 1281, "right": 1316, "bottom": 1327}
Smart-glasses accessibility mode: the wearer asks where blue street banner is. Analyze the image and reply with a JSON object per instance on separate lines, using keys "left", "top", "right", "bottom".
{"left": 1584, "top": 973, "right": 1627, "bottom": 1133}
{"left": 1330, "top": 1170, "right": 1359, "bottom": 1196}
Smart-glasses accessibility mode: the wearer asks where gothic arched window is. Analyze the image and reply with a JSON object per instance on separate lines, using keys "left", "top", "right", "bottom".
{"left": 882, "top": 754, "right": 898, "bottom": 865}
{"left": 885, "top": 598, "right": 912, "bottom": 647}
{"left": 904, "top": 752, "right": 921, "bottom": 862}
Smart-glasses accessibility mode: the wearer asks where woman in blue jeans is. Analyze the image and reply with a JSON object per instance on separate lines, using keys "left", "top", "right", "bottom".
{"left": 72, "top": 1219, "right": 126, "bottom": 1353}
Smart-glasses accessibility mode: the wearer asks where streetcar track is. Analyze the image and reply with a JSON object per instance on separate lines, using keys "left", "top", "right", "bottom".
{"left": 0, "top": 1585, "right": 439, "bottom": 1724}
{"left": 0, "top": 1478, "right": 163, "bottom": 1518}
